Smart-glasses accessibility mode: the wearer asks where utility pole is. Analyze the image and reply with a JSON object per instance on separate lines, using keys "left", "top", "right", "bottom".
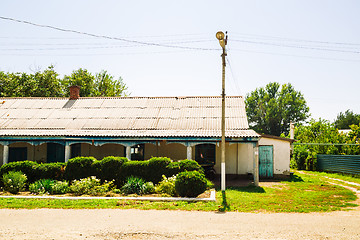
{"left": 216, "top": 31, "right": 228, "bottom": 192}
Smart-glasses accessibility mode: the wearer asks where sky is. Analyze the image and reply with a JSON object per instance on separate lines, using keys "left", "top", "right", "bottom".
{"left": 0, "top": 0, "right": 359, "bottom": 122}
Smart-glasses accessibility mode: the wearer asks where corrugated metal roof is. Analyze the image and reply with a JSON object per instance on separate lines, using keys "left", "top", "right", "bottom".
{"left": 0, "top": 96, "right": 259, "bottom": 138}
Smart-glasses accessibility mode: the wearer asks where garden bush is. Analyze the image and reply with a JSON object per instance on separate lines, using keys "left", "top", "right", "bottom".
{"left": 33, "top": 163, "right": 66, "bottom": 181}
{"left": 64, "top": 157, "right": 97, "bottom": 181}
{"left": 69, "top": 176, "right": 113, "bottom": 196}
{"left": 29, "top": 179, "right": 55, "bottom": 194}
{"left": 175, "top": 171, "right": 207, "bottom": 198}
{"left": 0, "top": 161, "right": 38, "bottom": 184}
{"left": 50, "top": 181, "right": 69, "bottom": 195}
{"left": 155, "top": 175, "right": 177, "bottom": 196}
{"left": 2, "top": 171, "right": 27, "bottom": 194}
{"left": 146, "top": 157, "right": 172, "bottom": 183}
{"left": 121, "top": 176, "right": 147, "bottom": 195}
{"left": 98, "top": 156, "right": 128, "bottom": 186}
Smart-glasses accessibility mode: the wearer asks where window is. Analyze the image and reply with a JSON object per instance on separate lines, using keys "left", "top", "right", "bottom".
{"left": 195, "top": 144, "right": 215, "bottom": 165}
{"left": 130, "top": 144, "right": 145, "bottom": 160}
{"left": 9, "top": 147, "right": 27, "bottom": 162}
{"left": 47, "top": 143, "right": 65, "bottom": 163}
{"left": 71, "top": 143, "right": 81, "bottom": 158}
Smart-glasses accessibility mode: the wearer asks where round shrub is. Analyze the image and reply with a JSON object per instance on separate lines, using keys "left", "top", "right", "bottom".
{"left": 64, "top": 157, "right": 97, "bottom": 181}
{"left": 146, "top": 157, "right": 172, "bottom": 183}
{"left": 0, "top": 161, "right": 38, "bottom": 184}
{"left": 2, "top": 171, "right": 27, "bottom": 194}
{"left": 175, "top": 171, "right": 207, "bottom": 198}
{"left": 33, "top": 163, "right": 66, "bottom": 181}
{"left": 99, "top": 156, "right": 128, "bottom": 186}
{"left": 178, "top": 159, "right": 204, "bottom": 173}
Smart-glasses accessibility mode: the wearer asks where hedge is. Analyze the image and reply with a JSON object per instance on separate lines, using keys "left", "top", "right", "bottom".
{"left": 64, "top": 157, "right": 97, "bottom": 181}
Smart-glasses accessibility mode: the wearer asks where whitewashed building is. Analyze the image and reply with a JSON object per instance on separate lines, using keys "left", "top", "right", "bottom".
{"left": 0, "top": 87, "right": 292, "bottom": 179}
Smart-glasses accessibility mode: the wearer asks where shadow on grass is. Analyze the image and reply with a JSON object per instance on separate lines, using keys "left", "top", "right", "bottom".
{"left": 218, "top": 191, "right": 230, "bottom": 212}
{"left": 226, "top": 185, "right": 266, "bottom": 193}
{"left": 285, "top": 174, "right": 304, "bottom": 182}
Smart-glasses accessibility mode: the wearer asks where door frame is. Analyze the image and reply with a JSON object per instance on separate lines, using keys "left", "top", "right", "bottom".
{"left": 258, "top": 145, "right": 274, "bottom": 178}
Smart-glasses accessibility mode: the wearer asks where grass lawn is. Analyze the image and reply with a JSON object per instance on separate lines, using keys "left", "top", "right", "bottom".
{"left": 0, "top": 172, "right": 357, "bottom": 212}
{"left": 303, "top": 171, "right": 360, "bottom": 190}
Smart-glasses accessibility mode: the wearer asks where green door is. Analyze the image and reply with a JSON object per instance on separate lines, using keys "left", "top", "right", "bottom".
{"left": 259, "top": 146, "right": 273, "bottom": 178}
{"left": 47, "top": 143, "right": 65, "bottom": 163}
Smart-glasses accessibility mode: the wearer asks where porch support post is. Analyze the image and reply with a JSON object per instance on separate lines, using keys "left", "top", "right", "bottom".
{"left": 3, "top": 145, "right": 9, "bottom": 165}
{"left": 186, "top": 146, "right": 192, "bottom": 160}
{"left": 126, "top": 146, "right": 131, "bottom": 160}
{"left": 65, "top": 143, "right": 71, "bottom": 163}
{"left": 253, "top": 143, "right": 259, "bottom": 187}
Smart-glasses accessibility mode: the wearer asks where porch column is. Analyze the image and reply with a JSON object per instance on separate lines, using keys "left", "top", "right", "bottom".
{"left": 65, "top": 144, "right": 71, "bottom": 162}
{"left": 253, "top": 143, "right": 259, "bottom": 187}
{"left": 126, "top": 146, "right": 131, "bottom": 160}
{"left": 187, "top": 146, "right": 192, "bottom": 160}
{"left": 3, "top": 145, "right": 9, "bottom": 165}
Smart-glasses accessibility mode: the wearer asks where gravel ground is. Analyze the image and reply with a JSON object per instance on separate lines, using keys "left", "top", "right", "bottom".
{"left": 0, "top": 208, "right": 359, "bottom": 240}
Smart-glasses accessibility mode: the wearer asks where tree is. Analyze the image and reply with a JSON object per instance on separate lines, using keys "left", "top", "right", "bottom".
{"left": 62, "top": 68, "right": 96, "bottom": 97}
{"left": 334, "top": 109, "right": 360, "bottom": 129}
{"left": 94, "top": 70, "right": 128, "bottom": 97}
{"left": 0, "top": 66, "right": 64, "bottom": 97}
{"left": 245, "top": 82, "right": 309, "bottom": 136}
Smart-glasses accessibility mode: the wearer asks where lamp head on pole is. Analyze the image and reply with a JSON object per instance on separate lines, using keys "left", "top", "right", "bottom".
{"left": 216, "top": 31, "right": 227, "bottom": 49}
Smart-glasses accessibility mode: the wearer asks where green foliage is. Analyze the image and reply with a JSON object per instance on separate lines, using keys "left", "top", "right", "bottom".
{"left": 29, "top": 179, "right": 55, "bottom": 194}
{"left": 0, "top": 161, "right": 38, "bottom": 184}
{"left": 143, "top": 182, "right": 155, "bottom": 194}
{"left": 0, "top": 66, "right": 64, "bottom": 97}
{"left": 292, "top": 119, "right": 360, "bottom": 170}
{"left": 175, "top": 171, "right": 207, "bottom": 198}
{"left": 0, "top": 66, "right": 128, "bottom": 98}
{"left": 155, "top": 175, "right": 177, "bottom": 196}
{"left": 245, "top": 82, "right": 309, "bottom": 136}
{"left": 2, "top": 171, "right": 27, "bottom": 194}
{"left": 33, "top": 163, "right": 66, "bottom": 181}
{"left": 69, "top": 176, "right": 113, "bottom": 196}
{"left": 50, "top": 181, "right": 69, "bottom": 195}
{"left": 334, "top": 109, "right": 360, "bottom": 129}
{"left": 64, "top": 157, "right": 97, "bottom": 181}
{"left": 94, "top": 70, "right": 129, "bottom": 97}
{"left": 121, "top": 176, "right": 147, "bottom": 195}
{"left": 166, "top": 159, "right": 204, "bottom": 177}
{"left": 98, "top": 156, "right": 128, "bottom": 186}
{"left": 120, "top": 157, "right": 172, "bottom": 184}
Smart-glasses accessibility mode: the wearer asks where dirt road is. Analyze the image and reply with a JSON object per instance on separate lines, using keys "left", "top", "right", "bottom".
{"left": 0, "top": 208, "right": 359, "bottom": 240}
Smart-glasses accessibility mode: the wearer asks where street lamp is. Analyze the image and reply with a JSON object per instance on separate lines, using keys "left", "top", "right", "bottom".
{"left": 216, "top": 31, "right": 227, "bottom": 192}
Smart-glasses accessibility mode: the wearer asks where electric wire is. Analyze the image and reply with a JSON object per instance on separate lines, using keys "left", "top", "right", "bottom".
{"left": 0, "top": 16, "right": 217, "bottom": 51}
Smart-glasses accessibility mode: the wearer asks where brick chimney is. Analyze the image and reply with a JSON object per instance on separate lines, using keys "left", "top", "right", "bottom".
{"left": 69, "top": 86, "right": 81, "bottom": 100}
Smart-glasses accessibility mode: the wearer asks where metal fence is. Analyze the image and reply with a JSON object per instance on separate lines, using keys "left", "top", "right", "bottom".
{"left": 317, "top": 154, "right": 360, "bottom": 175}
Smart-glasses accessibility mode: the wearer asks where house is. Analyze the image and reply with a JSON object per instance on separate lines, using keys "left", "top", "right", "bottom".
{"left": 0, "top": 86, "right": 291, "bottom": 180}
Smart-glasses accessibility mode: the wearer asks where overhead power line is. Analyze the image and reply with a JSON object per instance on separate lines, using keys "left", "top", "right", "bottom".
{"left": 0, "top": 16, "right": 217, "bottom": 51}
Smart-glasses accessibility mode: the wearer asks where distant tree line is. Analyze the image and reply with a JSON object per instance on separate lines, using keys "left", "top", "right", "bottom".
{"left": 0, "top": 65, "right": 129, "bottom": 98}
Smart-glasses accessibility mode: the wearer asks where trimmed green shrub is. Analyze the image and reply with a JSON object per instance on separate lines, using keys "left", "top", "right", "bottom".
{"left": 155, "top": 175, "right": 177, "bottom": 196}
{"left": 33, "top": 163, "right": 66, "bottom": 181}
{"left": 50, "top": 181, "right": 69, "bottom": 195}
{"left": 29, "top": 179, "right": 55, "bottom": 194}
{"left": 121, "top": 176, "right": 146, "bottom": 195}
{"left": 146, "top": 157, "right": 172, "bottom": 183}
{"left": 0, "top": 161, "right": 38, "bottom": 184}
{"left": 166, "top": 159, "right": 204, "bottom": 177}
{"left": 2, "top": 171, "right": 27, "bottom": 194}
{"left": 120, "top": 157, "right": 172, "bottom": 184}
{"left": 64, "top": 157, "right": 97, "bottom": 181}
{"left": 69, "top": 176, "right": 113, "bottom": 196}
{"left": 99, "top": 156, "right": 128, "bottom": 186}
{"left": 175, "top": 171, "right": 207, "bottom": 198}
{"left": 120, "top": 160, "right": 148, "bottom": 184}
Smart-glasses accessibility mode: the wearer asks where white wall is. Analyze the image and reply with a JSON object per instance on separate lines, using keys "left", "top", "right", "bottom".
{"left": 214, "top": 143, "right": 254, "bottom": 175}
{"left": 258, "top": 137, "right": 291, "bottom": 175}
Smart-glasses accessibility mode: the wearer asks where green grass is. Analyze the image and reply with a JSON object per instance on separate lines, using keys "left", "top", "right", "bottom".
{"left": 304, "top": 171, "right": 360, "bottom": 190}
{"left": 0, "top": 172, "right": 357, "bottom": 212}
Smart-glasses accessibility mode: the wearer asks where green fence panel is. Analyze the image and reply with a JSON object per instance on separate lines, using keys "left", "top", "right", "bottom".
{"left": 317, "top": 154, "right": 360, "bottom": 175}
